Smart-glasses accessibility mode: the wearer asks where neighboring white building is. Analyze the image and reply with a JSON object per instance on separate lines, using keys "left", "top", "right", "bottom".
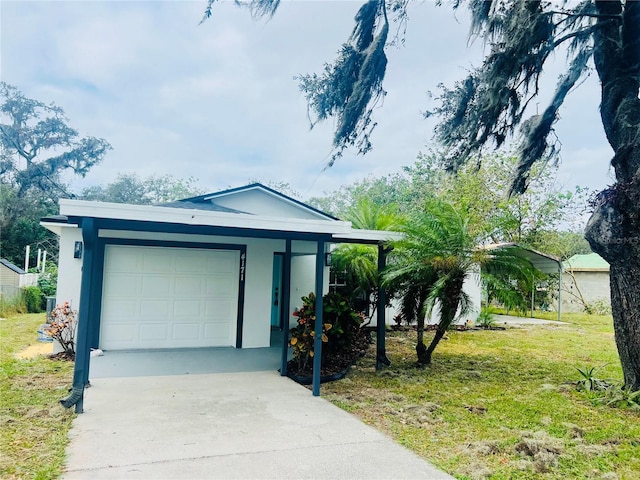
{"left": 562, "top": 253, "right": 610, "bottom": 313}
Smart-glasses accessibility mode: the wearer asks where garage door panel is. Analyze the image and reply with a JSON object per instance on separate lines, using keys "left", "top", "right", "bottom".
{"left": 175, "top": 254, "right": 209, "bottom": 273}
{"left": 139, "top": 300, "right": 172, "bottom": 320}
{"left": 212, "top": 256, "right": 235, "bottom": 274}
{"left": 172, "top": 323, "right": 201, "bottom": 340}
{"left": 101, "top": 245, "right": 239, "bottom": 350}
{"left": 103, "top": 275, "right": 140, "bottom": 296}
{"left": 172, "top": 299, "right": 203, "bottom": 316}
{"left": 106, "top": 249, "right": 141, "bottom": 272}
{"left": 205, "top": 277, "right": 235, "bottom": 296}
{"left": 102, "top": 300, "right": 140, "bottom": 318}
{"left": 140, "top": 275, "right": 172, "bottom": 297}
{"left": 205, "top": 300, "right": 234, "bottom": 320}
{"left": 139, "top": 323, "right": 169, "bottom": 342}
{"left": 142, "top": 253, "right": 174, "bottom": 273}
{"left": 174, "top": 276, "right": 205, "bottom": 296}
{"left": 203, "top": 323, "right": 230, "bottom": 340}
{"left": 104, "top": 324, "right": 137, "bottom": 343}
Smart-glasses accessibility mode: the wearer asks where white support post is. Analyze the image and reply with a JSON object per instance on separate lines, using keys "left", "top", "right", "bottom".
{"left": 557, "top": 268, "right": 562, "bottom": 321}
{"left": 25, "top": 245, "right": 30, "bottom": 271}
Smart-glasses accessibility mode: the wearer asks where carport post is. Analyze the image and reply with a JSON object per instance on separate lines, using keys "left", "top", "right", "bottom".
{"left": 557, "top": 267, "right": 562, "bottom": 321}
{"left": 64, "top": 217, "right": 97, "bottom": 413}
{"left": 280, "top": 239, "right": 292, "bottom": 376}
{"left": 376, "top": 245, "right": 391, "bottom": 370}
{"left": 312, "top": 240, "right": 325, "bottom": 396}
{"left": 531, "top": 273, "right": 535, "bottom": 318}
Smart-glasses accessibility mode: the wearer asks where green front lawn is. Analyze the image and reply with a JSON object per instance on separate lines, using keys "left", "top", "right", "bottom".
{"left": 2, "top": 311, "right": 638, "bottom": 479}
{"left": 0, "top": 313, "right": 74, "bottom": 480}
{"left": 323, "top": 313, "right": 640, "bottom": 479}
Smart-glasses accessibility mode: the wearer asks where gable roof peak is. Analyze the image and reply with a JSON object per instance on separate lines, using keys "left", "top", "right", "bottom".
{"left": 180, "top": 183, "right": 339, "bottom": 221}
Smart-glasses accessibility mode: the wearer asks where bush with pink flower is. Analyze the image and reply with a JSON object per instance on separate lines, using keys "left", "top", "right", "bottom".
{"left": 45, "top": 301, "right": 77, "bottom": 356}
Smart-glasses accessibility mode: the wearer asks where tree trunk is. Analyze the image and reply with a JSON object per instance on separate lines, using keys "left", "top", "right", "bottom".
{"left": 416, "top": 312, "right": 429, "bottom": 364}
{"left": 586, "top": 189, "right": 640, "bottom": 391}
{"left": 418, "top": 278, "right": 464, "bottom": 365}
{"left": 420, "top": 326, "right": 446, "bottom": 365}
{"left": 586, "top": 1, "right": 640, "bottom": 390}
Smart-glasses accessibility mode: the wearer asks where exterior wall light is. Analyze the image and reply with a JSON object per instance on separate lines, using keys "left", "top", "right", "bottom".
{"left": 73, "top": 241, "right": 83, "bottom": 259}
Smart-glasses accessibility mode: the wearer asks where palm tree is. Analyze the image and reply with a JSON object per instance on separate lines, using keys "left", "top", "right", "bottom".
{"left": 385, "top": 198, "right": 532, "bottom": 365}
{"left": 330, "top": 197, "right": 399, "bottom": 319}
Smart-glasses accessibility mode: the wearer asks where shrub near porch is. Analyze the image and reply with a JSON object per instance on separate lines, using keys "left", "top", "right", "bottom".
{"left": 322, "top": 313, "right": 640, "bottom": 479}
{"left": 288, "top": 292, "right": 366, "bottom": 377}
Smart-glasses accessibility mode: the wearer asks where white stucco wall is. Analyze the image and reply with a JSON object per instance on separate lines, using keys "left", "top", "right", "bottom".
{"left": 371, "top": 267, "right": 482, "bottom": 327}
{"left": 55, "top": 226, "right": 83, "bottom": 311}
{"left": 428, "top": 268, "right": 482, "bottom": 325}
{"left": 288, "top": 255, "right": 332, "bottom": 329}
{"left": 287, "top": 240, "right": 330, "bottom": 329}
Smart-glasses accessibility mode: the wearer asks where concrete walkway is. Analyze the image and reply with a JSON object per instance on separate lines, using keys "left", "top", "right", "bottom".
{"left": 64, "top": 371, "right": 453, "bottom": 479}
{"left": 494, "top": 314, "right": 567, "bottom": 326}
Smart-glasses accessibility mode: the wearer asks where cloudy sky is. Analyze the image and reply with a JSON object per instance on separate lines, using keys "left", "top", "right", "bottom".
{"left": 1, "top": 0, "right": 614, "bottom": 201}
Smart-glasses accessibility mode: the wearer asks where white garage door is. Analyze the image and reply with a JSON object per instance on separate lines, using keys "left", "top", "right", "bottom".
{"left": 100, "top": 245, "right": 240, "bottom": 350}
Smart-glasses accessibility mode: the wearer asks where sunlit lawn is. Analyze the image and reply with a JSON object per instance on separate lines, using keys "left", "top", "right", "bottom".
{"left": 323, "top": 313, "right": 640, "bottom": 479}
{"left": 0, "top": 313, "right": 74, "bottom": 480}
{"left": 2, "top": 310, "right": 638, "bottom": 479}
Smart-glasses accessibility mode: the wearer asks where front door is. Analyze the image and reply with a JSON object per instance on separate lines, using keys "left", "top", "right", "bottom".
{"left": 270, "top": 253, "right": 284, "bottom": 329}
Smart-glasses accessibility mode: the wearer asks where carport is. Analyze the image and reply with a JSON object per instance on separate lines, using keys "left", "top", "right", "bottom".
{"left": 484, "top": 242, "right": 563, "bottom": 319}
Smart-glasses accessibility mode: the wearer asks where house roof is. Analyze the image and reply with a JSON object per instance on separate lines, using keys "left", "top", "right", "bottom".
{"left": 482, "top": 242, "right": 561, "bottom": 274}
{"left": 0, "top": 258, "right": 26, "bottom": 274}
{"left": 564, "top": 253, "right": 609, "bottom": 272}
{"left": 158, "top": 200, "right": 247, "bottom": 214}
{"left": 41, "top": 183, "right": 401, "bottom": 244}
{"left": 181, "top": 183, "right": 339, "bottom": 221}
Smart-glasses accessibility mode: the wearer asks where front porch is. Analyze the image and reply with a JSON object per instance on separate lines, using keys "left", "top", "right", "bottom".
{"left": 89, "top": 330, "right": 284, "bottom": 378}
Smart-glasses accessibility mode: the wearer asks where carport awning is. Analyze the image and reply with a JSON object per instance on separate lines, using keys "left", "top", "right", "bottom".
{"left": 331, "top": 230, "right": 402, "bottom": 244}
{"left": 482, "top": 242, "right": 561, "bottom": 273}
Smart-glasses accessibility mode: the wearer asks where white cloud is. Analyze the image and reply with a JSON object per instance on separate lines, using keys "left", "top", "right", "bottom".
{"left": 1, "top": 0, "right": 612, "bottom": 203}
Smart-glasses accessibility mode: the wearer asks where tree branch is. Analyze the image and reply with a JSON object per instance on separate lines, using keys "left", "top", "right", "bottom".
{"left": 547, "top": 10, "right": 621, "bottom": 20}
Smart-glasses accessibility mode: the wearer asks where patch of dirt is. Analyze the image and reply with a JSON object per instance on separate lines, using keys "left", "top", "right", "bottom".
{"left": 464, "top": 440, "right": 501, "bottom": 456}
{"left": 48, "top": 352, "right": 75, "bottom": 361}
{"left": 514, "top": 430, "right": 565, "bottom": 473}
{"left": 574, "top": 444, "right": 615, "bottom": 456}
{"left": 464, "top": 463, "right": 493, "bottom": 480}
{"left": 562, "top": 422, "right": 586, "bottom": 439}
{"left": 515, "top": 430, "right": 565, "bottom": 456}
{"left": 14, "top": 342, "right": 52, "bottom": 359}
{"left": 464, "top": 404, "right": 488, "bottom": 415}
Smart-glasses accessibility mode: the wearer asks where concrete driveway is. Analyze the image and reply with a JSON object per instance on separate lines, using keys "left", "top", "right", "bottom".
{"left": 64, "top": 371, "right": 453, "bottom": 479}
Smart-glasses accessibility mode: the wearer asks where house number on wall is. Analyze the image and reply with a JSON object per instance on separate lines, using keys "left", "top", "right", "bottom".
{"left": 240, "top": 252, "right": 246, "bottom": 281}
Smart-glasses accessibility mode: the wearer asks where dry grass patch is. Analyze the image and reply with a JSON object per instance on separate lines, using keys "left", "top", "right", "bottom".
{"left": 0, "top": 313, "right": 74, "bottom": 479}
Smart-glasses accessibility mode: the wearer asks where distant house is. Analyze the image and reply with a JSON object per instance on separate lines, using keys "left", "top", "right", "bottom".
{"left": 0, "top": 259, "right": 38, "bottom": 300}
{"left": 562, "top": 253, "right": 610, "bottom": 313}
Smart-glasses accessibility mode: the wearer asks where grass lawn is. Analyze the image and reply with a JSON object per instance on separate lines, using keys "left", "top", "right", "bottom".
{"left": 323, "top": 313, "right": 640, "bottom": 479}
{"left": 0, "top": 313, "right": 74, "bottom": 480}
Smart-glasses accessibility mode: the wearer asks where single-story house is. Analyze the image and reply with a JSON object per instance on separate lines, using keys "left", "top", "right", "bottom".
{"left": 562, "top": 253, "right": 610, "bottom": 313}
{"left": 0, "top": 258, "right": 39, "bottom": 300}
{"left": 41, "top": 183, "right": 399, "bottom": 411}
